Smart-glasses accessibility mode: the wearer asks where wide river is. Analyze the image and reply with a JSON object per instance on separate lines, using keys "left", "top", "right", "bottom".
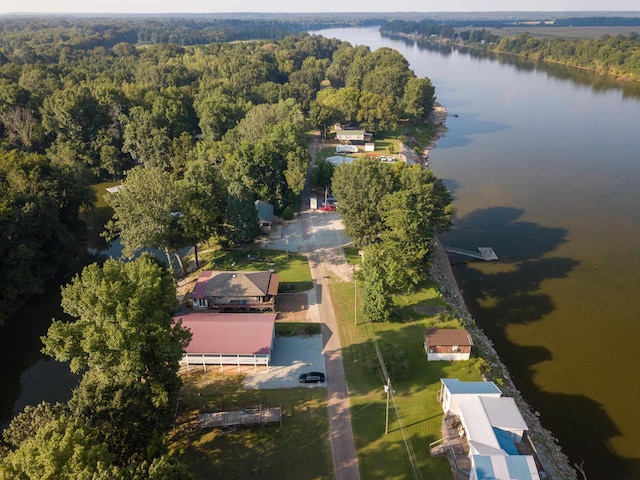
{"left": 1, "top": 25, "right": 638, "bottom": 480}
{"left": 313, "top": 27, "right": 640, "bottom": 479}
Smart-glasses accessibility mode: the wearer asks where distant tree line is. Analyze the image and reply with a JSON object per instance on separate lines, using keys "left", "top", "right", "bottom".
{"left": 381, "top": 20, "right": 500, "bottom": 44}
{"left": 382, "top": 16, "right": 640, "bottom": 32}
{"left": 494, "top": 33, "right": 640, "bottom": 79}
{"left": 382, "top": 18, "right": 640, "bottom": 81}
{"left": 0, "top": 16, "right": 302, "bottom": 50}
{"left": 0, "top": 18, "right": 436, "bottom": 325}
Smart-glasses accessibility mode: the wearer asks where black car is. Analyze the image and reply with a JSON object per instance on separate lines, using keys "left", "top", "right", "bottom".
{"left": 298, "top": 372, "right": 326, "bottom": 384}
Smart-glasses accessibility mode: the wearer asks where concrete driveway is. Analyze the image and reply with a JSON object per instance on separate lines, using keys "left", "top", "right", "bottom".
{"left": 242, "top": 335, "right": 326, "bottom": 389}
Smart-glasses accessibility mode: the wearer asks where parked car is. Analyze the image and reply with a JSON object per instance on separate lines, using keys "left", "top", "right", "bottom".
{"left": 299, "top": 372, "right": 326, "bottom": 383}
{"left": 319, "top": 203, "right": 337, "bottom": 212}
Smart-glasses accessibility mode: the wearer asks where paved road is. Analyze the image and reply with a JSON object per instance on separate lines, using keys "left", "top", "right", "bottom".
{"left": 299, "top": 211, "right": 360, "bottom": 480}
{"left": 301, "top": 134, "right": 360, "bottom": 480}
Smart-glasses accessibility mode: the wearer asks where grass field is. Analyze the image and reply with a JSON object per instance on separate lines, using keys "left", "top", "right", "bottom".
{"left": 329, "top": 280, "right": 487, "bottom": 479}
{"left": 185, "top": 246, "right": 314, "bottom": 293}
{"left": 170, "top": 372, "right": 333, "bottom": 480}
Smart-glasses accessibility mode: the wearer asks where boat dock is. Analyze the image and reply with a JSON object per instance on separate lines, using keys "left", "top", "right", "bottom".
{"left": 197, "top": 406, "right": 282, "bottom": 428}
{"left": 443, "top": 246, "right": 498, "bottom": 262}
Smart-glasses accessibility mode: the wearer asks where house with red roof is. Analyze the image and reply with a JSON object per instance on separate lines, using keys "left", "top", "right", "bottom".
{"left": 174, "top": 311, "right": 277, "bottom": 371}
{"left": 424, "top": 328, "right": 473, "bottom": 361}
{"left": 190, "top": 270, "right": 279, "bottom": 313}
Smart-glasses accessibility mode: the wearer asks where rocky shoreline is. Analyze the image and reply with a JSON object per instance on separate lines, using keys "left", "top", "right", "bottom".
{"left": 423, "top": 107, "right": 578, "bottom": 480}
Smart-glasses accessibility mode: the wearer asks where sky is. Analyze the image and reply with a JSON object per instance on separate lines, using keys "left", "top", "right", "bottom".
{"left": 1, "top": 0, "right": 639, "bottom": 15}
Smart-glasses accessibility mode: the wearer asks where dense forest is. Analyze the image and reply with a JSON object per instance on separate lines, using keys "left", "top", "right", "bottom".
{"left": 382, "top": 17, "right": 640, "bottom": 80}
{"left": 493, "top": 33, "right": 640, "bottom": 78}
{"left": 0, "top": 16, "right": 441, "bottom": 477}
{"left": 0, "top": 16, "right": 436, "bottom": 324}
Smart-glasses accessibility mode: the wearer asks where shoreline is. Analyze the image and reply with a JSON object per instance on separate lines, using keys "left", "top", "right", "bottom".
{"left": 425, "top": 107, "right": 577, "bottom": 480}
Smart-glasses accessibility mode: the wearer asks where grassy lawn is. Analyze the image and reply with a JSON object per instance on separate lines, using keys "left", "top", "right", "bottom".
{"left": 170, "top": 371, "right": 333, "bottom": 480}
{"left": 329, "top": 280, "right": 487, "bottom": 479}
{"left": 185, "top": 245, "right": 313, "bottom": 293}
{"left": 275, "top": 322, "right": 321, "bottom": 337}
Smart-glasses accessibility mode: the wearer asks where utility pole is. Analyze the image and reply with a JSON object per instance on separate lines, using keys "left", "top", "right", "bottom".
{"left": 354, "top": 266, "right": 357, "bottom": 326}
{"left": 385, "top": 377, "right": 391, "bottom": 434}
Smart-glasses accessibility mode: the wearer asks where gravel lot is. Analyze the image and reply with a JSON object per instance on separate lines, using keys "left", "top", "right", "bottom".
{"left": 243, "top": 335, "right": 326, "bottom": 389}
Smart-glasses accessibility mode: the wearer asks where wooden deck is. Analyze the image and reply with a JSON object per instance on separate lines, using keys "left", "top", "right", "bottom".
{"left": 197, "top": 407, "right": 281, "bottom": 428}
{"left": 429, "top": 414, "right": 471, "bottom": 479}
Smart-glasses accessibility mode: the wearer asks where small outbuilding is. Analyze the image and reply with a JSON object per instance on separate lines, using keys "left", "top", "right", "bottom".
{"left": 424, "top": 328, "right": 473, "bottom": 361}
{"left": 255, "top": 200, "right": 274, "bottom": 233}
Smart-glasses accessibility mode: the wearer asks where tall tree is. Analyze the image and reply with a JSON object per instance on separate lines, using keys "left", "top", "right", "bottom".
{"left": 180, "top": 159, "right": 228, "bottom": 268}
{"left": 42, "top": 256, "right": 188, "bottom": 385}
{"left": 402, "top": 77, "right": 436, "bottom": 123}
{"left": 359, "top": 244, "right": 394, "bottom": 322}
{"left": 0, "top": 408, "right": 119, "bottom": 480}
{"left": 223, "top": 181, "right": 262, "bottom": 247}
{"left": 103, "top": 166, "right": 186, "bottom": 275}
{"left": 41, "top": 256, "right": 190, "bottom": 460}
{"left": 122, "top": 106, "right": 171, "bottom": 169}
{"left": 331, "top": 157, "right": 396, "bottom": 247}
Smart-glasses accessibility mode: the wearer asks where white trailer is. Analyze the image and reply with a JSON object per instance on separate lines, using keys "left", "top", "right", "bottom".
{"left": 336, "top": 145, "right": 358, "bottom": 153}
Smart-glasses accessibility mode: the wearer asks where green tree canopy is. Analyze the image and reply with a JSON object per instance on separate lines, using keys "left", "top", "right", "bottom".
{"left": 103, "top": 166, "right": 186, "bottom": 273}
{"left": 0, "top": 408, "right": 119, "bottom": 480}
{"left": 41, "top": 256, "right": 190, "bottom": 405}
{"left": 331, "top": 157, "right": 397, "bottom": 247}
{"left": 223, "top": 181, "right": 262, "bottom": 247}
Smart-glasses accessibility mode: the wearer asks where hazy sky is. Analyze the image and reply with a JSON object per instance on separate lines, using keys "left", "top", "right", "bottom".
{"left": 1, "top": 0, "right": 639, "bottom": 15}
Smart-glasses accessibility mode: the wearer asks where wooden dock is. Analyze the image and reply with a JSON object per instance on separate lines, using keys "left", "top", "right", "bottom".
{"left": 197, "top": 407, "right": 281, "bottom": 428}
{"left": 443, "top": 246, "right": 498, "bottom": 262}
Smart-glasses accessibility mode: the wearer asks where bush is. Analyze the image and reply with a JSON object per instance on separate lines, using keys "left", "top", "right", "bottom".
{"left": 282, "top": 206, "right": 294, "bottom": 220}
{"left": 366, "top": 342, "right": 412, "bottom": 381}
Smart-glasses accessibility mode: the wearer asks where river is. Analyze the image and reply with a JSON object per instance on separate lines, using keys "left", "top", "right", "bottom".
{"left": 2, "top": 26, "right": 639, "bottom": 479}
{"left": 312, "top": 27, "right": 640, "bottom": 480}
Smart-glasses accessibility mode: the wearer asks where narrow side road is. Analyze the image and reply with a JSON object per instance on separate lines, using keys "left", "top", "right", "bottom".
{"left": 302, "top": 133, "right": 360, "bottom": 480}
{"left": 299, "top": 212, "right": 360, "bottom": 480}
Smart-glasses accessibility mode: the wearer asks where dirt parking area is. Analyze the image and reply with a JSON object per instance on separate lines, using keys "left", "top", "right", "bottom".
{"left": 276, "top": 292, "right": 309, "bottom": 322}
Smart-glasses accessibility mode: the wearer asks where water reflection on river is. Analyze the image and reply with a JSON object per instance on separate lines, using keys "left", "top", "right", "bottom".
{"left": 314, "top": 27, "right": 640, "bottom": 480}
{"left": 0, "top": 182, "right": 118, "bottom": 428}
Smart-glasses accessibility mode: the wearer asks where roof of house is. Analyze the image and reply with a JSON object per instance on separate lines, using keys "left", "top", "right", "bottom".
{"left": 480, "top": 396, "right": 528, "bottom": 434}
{"left": 441, "top": 378, "right": 502, "bottom": 396}
{"left": 425, "top": 328, "right": 473, "bottom": 346}
{"left": 472, "top": 455, "right": 540, "bottom": 480}
{"left": 174, "top": 311, "right": 277, "bottom": 355}
{"left": 326, "top": 155, "right": 354, "bottom": 166}
{"left": 255, "top": 200, "right": 274, "bottom": 223}
{"left": 459, "top": 396, "right": 529, "bottom": 457}
{"left": 336, "top": 129, "right": 365, "bottom": 137}
{"left": 191, "top": 270, "right": 280, "bottom": 299}
{"left": 460, "top": 395, "right": 505, "bottom": 456}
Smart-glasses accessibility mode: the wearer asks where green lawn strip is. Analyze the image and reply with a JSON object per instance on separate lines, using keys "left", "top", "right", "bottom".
{"left": 343, "top": 245, "right": 361, "bottom": 265}
{"left": 329, "top": 280, "right": 486, "bottom": 479}
{"left": 275, "top": 322, "right": 321, "bottom": 337}
{"left": 190, "top": 246, "right": 313, "bottom": 292}
{"left": 170, "top": 371, "right": 333, "bottom": 480}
